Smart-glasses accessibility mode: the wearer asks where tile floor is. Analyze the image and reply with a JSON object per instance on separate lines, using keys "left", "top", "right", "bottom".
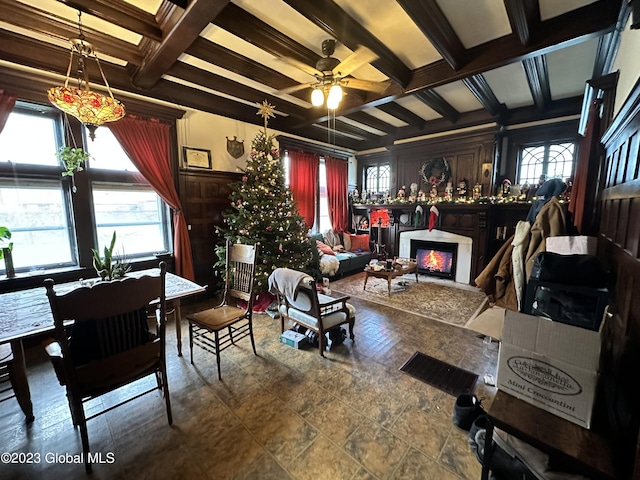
{"left": 0, "top": 284, "right": 498, "bottom": 480}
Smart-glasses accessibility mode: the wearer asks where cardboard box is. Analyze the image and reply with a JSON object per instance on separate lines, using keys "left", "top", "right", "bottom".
{"left": 279, "top": 330, "right": 308, "bottom": 349}
{"left": 546, "top": 236, "right": 597, "bottom": 255}
{"left": 497, "top": 310, "right": 603, "bottom": 428}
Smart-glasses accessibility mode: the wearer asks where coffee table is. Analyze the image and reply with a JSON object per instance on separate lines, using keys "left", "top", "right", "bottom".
{"left": 363, "top": 260, "right": 418, "bottom": 295}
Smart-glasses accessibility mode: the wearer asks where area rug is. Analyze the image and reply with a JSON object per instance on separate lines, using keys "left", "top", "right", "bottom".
{"left": 330, "top": 272, "right": 487, "bottom": 327}
{"left": 400, "top": 352, "right": 478, "bottom": 396}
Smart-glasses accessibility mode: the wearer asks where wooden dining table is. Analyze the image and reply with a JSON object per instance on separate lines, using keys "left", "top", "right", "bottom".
{"left": 0, "top": 268, "right": 206, "bottom": 422}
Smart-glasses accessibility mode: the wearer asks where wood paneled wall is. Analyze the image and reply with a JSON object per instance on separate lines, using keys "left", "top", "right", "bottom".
{"left": 179, "top": 170, "right": 241, "bottom": 291}
{"left": 356, "top": 127, "right": 497, "bottom": 198}
{"left": 598, "top": 78, "right": 640, "bottom": 479}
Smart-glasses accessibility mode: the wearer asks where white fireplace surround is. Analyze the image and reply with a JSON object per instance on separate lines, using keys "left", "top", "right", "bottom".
{"left": 399, "top": 229, "right": 472, "bottom": 284}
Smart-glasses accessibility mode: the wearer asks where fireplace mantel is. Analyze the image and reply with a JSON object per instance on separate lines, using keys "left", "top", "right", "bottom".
{"left": 351, "top": 203, "right": 530, "bottom": 283}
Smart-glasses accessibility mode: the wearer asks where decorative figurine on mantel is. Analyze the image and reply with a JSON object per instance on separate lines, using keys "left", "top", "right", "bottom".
{"left": 444, "top": 181, "right": 453, "bottom": 200}
{"left": 418, "top": 189, "right": 425, "bottom": 202}
{"left": 473, "top": 183, "right": 482, "bottom": 199}
{"left": 429, "top": 185, "right": 438, "bottom": 199}
{"left": 409, "top": 183, "right": 418, "bottom": 202}
{"left": 457, "top": 178, "right": 468, "bottom": 200}
{"left": 501, "top": 178, "right": 512, "bottom": 197}
{"left": 397, "top": 185, "right": 406, "bottom": 200}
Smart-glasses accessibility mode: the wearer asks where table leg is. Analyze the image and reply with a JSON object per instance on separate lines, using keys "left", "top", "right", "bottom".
{"left": 363, "top": 273, "right": 369, "bottom": 290}
{"left": 8, "top": 340, "right": 35, "bottom": 423}
{"left": 173, "top": 299, "right": 183, "bottom": 357}
{"left": 387, "top": 278, "right": 392, "bottom": 295}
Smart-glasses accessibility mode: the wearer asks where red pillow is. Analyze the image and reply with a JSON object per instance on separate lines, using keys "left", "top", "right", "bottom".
{"left": 316, "top": 240, "right": 335, "bottom": 255}
{"left": 348, "top": 234, "right": 370, "bottom": 252}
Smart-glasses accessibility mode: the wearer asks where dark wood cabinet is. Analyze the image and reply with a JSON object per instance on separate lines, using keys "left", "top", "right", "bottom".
{"left": 178, "top": 170, "right": 241, "bottom": 292}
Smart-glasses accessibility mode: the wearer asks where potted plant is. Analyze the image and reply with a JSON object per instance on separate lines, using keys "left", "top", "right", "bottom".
{"left": 92, "top": 231, "right": 131, "bottom": 281}
{"left": 0, "top": 226, "right": 15, "bottom": 278}
{"left": 56, "top": 146, "right": 91, "bottom": 177}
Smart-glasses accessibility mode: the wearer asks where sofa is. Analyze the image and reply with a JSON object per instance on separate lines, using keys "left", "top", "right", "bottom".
{"left": 310, "top": 231, "right": 373, "bottom": 278}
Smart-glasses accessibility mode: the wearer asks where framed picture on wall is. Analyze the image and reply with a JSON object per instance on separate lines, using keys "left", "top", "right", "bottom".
{"left": 481, "top": 162, "right": 492, "bottom": 183}
{"left": 183, "top": 146, "right": 212, "bottom": 169}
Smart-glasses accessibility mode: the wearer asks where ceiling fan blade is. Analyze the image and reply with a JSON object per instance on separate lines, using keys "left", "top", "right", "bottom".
{"left": 276, "top": 82, "right": 316, "bottom": 95}
{"left": 332, "top": 46, "right": 379, "bottom": 77}
{"left": 277, "top": 56, "right": 323, "bottom": 77}
{"left": 340, "top": 78, "right": 390, "bottom": 93}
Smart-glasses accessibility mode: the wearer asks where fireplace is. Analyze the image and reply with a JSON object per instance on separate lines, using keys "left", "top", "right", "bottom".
{"left": 399, "top": 229, "right": 472, "bottom": 284}
{"left": 411, "top": 240, "right": 457, "bottom": 279}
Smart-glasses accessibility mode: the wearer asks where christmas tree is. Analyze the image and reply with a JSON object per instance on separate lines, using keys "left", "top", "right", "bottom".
{"left": 216, "top": 101, "right": 319, "bottom": 292}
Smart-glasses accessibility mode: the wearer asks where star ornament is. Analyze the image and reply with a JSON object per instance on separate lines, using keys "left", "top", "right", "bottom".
{"left": 257, "top": 100, "right": 276, "bottom": 133}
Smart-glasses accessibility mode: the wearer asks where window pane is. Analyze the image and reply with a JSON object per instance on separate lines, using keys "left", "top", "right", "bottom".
{"left": 92, "top": 184, "right": 168, "bottom": 257}
{"left": 519, "top": 146, "right": 545, "bottom": 185}
{"left": 378, "top": 164, "right": 390, "bottom": 194}
{"left": 0, "top": 182, "right": 75, "bottom": 271}
{"left": 547, "top": 143, "right": 575, "bottom": 180}
{"left": 0, "top": 112, "right": 59, "bottom": 166}
{"left": 365, "top": 166, "right": 377, "bottom": 192}
{"left": 318, "top": 162, "right": 331, "bottom": 232}
{"left": 85, "top": 128, "right": 138, "bottom": 172}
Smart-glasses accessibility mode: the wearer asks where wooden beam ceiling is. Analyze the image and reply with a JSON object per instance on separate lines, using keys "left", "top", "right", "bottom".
{"left": 132, "top": 0, "right": 230, "bottom": 89}
{"left": 413, "top": 89, "right": 460, "bottom": 123}
{"left": 396, "top": 0, "right": 466, "bottom": 70}
{"left": 522, "top": 55, "right": 551, "bottom": 112}
{"left": 463, "top": 75, "right": 504, "bottom": 117}
{"left": 503, "top": 0, "right": 540, "bottom": 46}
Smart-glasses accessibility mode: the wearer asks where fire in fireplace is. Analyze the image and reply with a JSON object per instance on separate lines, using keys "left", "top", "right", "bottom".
{"left": 410, "top": 240, "right": 458, "bottom": 279}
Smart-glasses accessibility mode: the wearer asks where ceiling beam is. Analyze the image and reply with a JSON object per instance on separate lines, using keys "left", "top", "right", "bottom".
{"left": 214, "top": 3, "right": 320, "bottom": 66}
{"left": 592, "top": 2, "right": 631, "bottom": 77}
{"left": 132, "top": 0, "right": 229, "bottom": 89}
{"left": 56, "top": 0, "right": 162, "bottom": 42}
{"left": 396, "top": 0, "right": 466, "bottom": 70}
{"left": 343, "top": 111, "right": 398, "bottom": 136}
{"left": 375, "top": 102, "right": 425, "bottom": 130}
{"left": 503, "top": 0, "right": 540, "bottom": 46}
{"left": 462, "top": 75, "right": 504, "bottom": 116}
{"left": 522, "top": 55, "right": 551, "bottom": 112}
{"left": 1, "top": 0, "right": 144, "bottom": 66}
{"left": 407, "top": 0, "right": 620, "bottom": 93}
{"left": 185, "top": 37, "right": 300, "bottom": 91}
{"left": 280, "top": 0, "right": 412, "bottom": 87}
{"left": 166, "top": 62, "right": 309, "bottom": 119}
{"left": 412, "top": 89, "right": 460, "bottom": 123}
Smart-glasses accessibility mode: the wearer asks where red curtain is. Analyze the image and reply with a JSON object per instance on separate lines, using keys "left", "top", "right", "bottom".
{"left": 569, "top": 99, "right": 602, "bottom": 234}
{"left": 0, "top": 90, "right": 17, "bottom": 134}
{"left": 325, "top": 155, "right": 348, "bottom": 231}
{"left": 288, "top": 150, "right": 319, "bottom": 229}
{"left": 108, "top": 115, "right": 195, "bottom": 281}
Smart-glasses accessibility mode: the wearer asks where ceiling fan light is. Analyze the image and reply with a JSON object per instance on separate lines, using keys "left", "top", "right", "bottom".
{"left": 311, "top": 88, "right": 324, "bottom": 107}
{"left": 328, "top": 84, "right": 343, "bottom": 102}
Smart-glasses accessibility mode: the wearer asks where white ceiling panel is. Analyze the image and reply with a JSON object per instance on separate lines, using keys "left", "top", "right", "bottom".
{"left": 435, "top": 0, "right": 511, "bottom": 48}
{"left": 547, "top": 37, "right": 598, "bottom": 100}
{"left": 334, "top": 0, "right": 441, "bottom": 69}
{"left": 394, "top": 96, "right": 441, "bottom": 121}
{"left": 363, "top": 107, "right": 409, "bottom": 127}
{"left": 433, "top": 81, "right": 484, "bottom": 113}
{"left": 539, "top": 0, "right": 598, "bottom": 21}
{"left": 483, "top": 63, "right": 534, "bottom": 109}
{"left": 126, "top": 0, "right": 162, "bottom": 14}
{"left": 232, "top": 0, "right": 386, "bottom": 82}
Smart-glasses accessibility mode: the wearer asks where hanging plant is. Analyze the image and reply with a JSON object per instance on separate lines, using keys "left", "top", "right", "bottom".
{"left": 56, "top": 146, "right": 90, "bottom": 177}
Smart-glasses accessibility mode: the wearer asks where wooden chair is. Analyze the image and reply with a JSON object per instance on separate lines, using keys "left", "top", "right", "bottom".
{"left": 0, "top": 342, "right": 34, "bottom": 422}
{"left": 43, "top": 263, "right": 171, "bottom": 471}
{"left": 270, "top": 268, "right": 355, "bottom": 356}
{"left": 187, "top": 241, "right": 258, "bottom": 380}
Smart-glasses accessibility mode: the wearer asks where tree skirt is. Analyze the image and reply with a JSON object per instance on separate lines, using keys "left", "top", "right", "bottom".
{"left": 330, "top": 272, "right": 487, "bottom": 327}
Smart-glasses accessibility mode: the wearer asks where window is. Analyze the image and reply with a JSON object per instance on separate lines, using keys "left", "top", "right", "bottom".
{"left": 85, "top": 128, "right": 170, "bottom": 258}
{"left": 365, "top": 164, "right": 390, "bottom": 194}
{"left": 318, "top": 159, "right": 331, "bottom": 233}
{"left": 0, "top": 102, "right": 171, "bottom": 276}
{"left": 0, "top": 104, "right": 76, "bottom": 272}
{"left": 518, "top": 142, "right": 576, "bottom": 185}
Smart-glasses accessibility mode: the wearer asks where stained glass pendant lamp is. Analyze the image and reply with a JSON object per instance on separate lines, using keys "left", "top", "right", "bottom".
{"left": 47, "top": 12, "right": 125, "bottom": 140}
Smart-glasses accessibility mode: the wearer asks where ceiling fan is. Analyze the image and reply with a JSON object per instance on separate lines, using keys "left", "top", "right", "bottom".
{"left": 276, "top": 39, "right": 389, "bottom": 109}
